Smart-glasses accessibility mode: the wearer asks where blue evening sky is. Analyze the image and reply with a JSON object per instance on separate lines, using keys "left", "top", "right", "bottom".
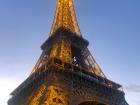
{"left": 0, "top": 0, "right": 140, "bottom": 105}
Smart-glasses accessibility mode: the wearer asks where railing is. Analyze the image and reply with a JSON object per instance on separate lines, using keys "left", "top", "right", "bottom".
{"left": 46, "top": 57, "right": 122, "bottom": 90}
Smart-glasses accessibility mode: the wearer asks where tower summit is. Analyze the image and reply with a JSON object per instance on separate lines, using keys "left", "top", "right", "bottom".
{"left": 8, "top": 0, "right": 128, "bottom": 105}
{"left": 50, "top": 0, "right": 81, "bottom": 35}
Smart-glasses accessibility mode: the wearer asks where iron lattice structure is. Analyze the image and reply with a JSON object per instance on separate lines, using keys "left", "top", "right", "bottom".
{"left": 8, "top": 0, "right": 128, "bottom": 105}
{"left": 50, "top": 0, "right": 81, "bottom": 36}
{"left": 32, "top": 0, "right": 105, "bottom": 78}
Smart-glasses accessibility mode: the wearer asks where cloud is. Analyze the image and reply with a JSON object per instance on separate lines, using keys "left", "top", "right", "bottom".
{"left": 124, "top": 85, "right": 140, "bottom": 93}
{"left": 132, "top": 101, "right": 140, "bottom": 105}
{"left": 136, "top": 101, "right": 140, "bottom": 105}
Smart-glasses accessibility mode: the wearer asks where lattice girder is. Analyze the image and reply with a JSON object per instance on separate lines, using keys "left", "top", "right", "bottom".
{"left": 50, "top": 0, "right": 81, "bottom": 36}
{"left": 32, "top": 28, "right": 106, "bottom": 78}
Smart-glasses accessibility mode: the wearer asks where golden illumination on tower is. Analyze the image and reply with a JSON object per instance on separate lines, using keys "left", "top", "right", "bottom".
{"left": 42, "top": 86, "right": 69, "bottom": 105}
{"left": 8, "top": 0, "right": 129, "bottom": 105}
{"left": 50, "top": 0, "right": 81, "bottom": 36}
{"left": 27, "top": 85, "right": 46, "bottom": 105}
{"left": 59, "top": 39, "right": 72, "bottom": 63}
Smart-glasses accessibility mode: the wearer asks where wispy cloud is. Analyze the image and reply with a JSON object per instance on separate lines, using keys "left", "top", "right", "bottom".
{"left": 136, "top": 101, "right": 140, "bottom": 105}
{"left": 124, "top": 85, "right": 140, "bottom": 93}
{"left": 132, "top": 101, "right": 140, "bottom": 105}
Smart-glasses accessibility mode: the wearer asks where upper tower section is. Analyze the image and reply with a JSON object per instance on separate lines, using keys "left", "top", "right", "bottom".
{"left": 50, "top": 0, "right": 81, "bottom": 36}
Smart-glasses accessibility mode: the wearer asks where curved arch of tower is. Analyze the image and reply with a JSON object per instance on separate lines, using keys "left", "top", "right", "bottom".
{"left": 8, "top": 0, "right": 128, "bottom": 105}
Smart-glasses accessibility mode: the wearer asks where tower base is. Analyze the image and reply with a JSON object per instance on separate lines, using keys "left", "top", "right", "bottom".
{"left": 8, "top": 58, "right": 128, "bottom": 105}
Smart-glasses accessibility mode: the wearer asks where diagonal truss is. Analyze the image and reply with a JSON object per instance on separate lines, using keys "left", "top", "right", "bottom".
{"left": 82, "top": 48, "right": 106, "bottom": 78}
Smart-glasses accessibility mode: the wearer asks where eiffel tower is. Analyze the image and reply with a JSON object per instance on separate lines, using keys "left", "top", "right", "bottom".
{"left": 8, "top": 0, "right": 128, "bottom": 105}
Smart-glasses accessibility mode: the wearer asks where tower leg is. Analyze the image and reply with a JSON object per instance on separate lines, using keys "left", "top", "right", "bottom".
{"left": 41, "top": 85, "right": 69, "bottom": 105}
